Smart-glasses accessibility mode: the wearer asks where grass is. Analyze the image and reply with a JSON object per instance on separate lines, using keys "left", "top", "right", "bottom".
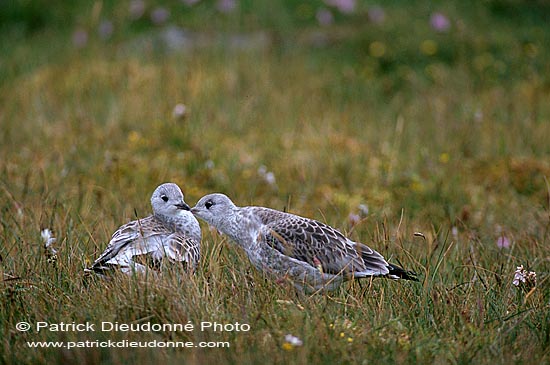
{"left": 1, "top": 1, "right": 549, "bottom": 364}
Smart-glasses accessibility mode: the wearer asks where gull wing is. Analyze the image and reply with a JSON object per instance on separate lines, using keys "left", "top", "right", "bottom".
{"left": 87, "top": 215, "right": 199, "bottom": 274}
{"left": 254, "top": 208, "right": 389, "bottom": 277}
{"left": 161, "top": 233, "right": 201, "bottom": 269}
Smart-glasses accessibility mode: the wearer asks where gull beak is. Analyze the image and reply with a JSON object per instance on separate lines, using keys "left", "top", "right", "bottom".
{"left": 174, "top": 202, "right": 191, "bottom": 211}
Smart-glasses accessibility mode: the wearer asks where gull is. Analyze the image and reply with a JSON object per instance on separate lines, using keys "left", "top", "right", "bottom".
{"left": 191, "top": 193, "right": 417, "bottom": 293}
{"left": 85, "top": 183, "right": 201, "bottom": 276}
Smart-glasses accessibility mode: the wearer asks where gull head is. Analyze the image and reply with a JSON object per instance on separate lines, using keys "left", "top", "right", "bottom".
{"left": 151, "top": 183, "right": 190, "bottom": 217}
{"left": 191, "top": 193, "right": 237, "bottom": 228}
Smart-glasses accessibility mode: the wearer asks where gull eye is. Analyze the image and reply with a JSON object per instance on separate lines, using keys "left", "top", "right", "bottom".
{"left": 205, "top": 200, "right": 213, "bottom": 209}
{"left": 161, "top": 195, "right": 169, "bottom": 202}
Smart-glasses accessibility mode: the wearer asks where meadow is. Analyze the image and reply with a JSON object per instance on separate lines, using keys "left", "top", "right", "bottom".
{"left": 1, "top": 1, "right": 549, "bottom": 364}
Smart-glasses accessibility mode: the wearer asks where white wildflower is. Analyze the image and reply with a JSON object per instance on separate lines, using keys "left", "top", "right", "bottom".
{"left": 513, "top": 265, "right": 536, "bottom": 289}
{"left": 172, "top": 103, "right": 187, "bottom": 120}
{"left": 15, "top": 203, "right": 24, "bottom": 219}
{"left": 258, "top": 165, "right": 276, "bottom": 186}
{"left": 284, "top": 334, "right": 303, "bottom": 347}
{"left": 348, "top": 213, "right": 360, "bottom": 226}
{"left": 451, "top": 226, "right": 459, "bottom": 241}
{"left": 41, "top": 229, "right": 57, "bottom": 252}
{"left": 205, "top": 160, "right": 215, "bottom": 169}
{"left": 358, "top": 204, "right": 369, "bottom": 217}
{"left": 264, "top": 171, "right": 276, "bottom": 185}
{"left": 41, "top": 228, "right": 58, "bottom": 263}
{"left": 129, "top": 0, "right": 146, "bottom": 20}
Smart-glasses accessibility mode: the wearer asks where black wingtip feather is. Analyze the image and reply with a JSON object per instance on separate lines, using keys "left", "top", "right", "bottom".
{"left": 83, "top": 263, "right": 117, "bottom": 278}
{"left": 387, "top": 263, "right": 419, "bottom": 281}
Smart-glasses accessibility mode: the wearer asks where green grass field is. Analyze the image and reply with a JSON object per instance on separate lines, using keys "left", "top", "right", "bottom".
{"left": 1, "top": 1, "right": 549, "bottom": 363}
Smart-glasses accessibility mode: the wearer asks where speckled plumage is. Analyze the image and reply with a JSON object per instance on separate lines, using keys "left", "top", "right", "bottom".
{"left": 86, "top": 183, "right": 201, "bottom": 276}
{"left": 191, "top": 193, "right": 417, "bottom": 293}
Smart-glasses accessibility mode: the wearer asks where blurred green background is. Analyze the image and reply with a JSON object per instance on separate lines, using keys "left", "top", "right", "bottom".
{"left": 1, "top": 1, "right": 549, "bottom": 364}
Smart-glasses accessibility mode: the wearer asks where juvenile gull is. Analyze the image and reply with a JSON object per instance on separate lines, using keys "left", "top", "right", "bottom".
{"left": 86, "top": 183, "right": 201, "bottom": 276}
{"left": 192, "top": 193, "right": 417, "bottom": 292}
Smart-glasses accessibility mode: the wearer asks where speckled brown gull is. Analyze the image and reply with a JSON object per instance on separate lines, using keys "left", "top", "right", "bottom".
{"left": 85, "top": 183, "right": 201, "bottom": 276}
{"left": 191, "top": 193, "right": 417, "bottom": 293}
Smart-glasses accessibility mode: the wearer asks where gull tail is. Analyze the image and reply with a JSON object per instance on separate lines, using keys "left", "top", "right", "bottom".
{"left": 387, "top": 263, "right": 418, "bottom": 281}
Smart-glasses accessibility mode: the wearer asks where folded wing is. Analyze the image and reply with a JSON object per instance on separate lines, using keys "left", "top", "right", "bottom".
{"left": 87, "top": 216, "right": 199, "bottom": 275}
{"left": 255, "top": 209, "right": 389, "bottom": 277}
